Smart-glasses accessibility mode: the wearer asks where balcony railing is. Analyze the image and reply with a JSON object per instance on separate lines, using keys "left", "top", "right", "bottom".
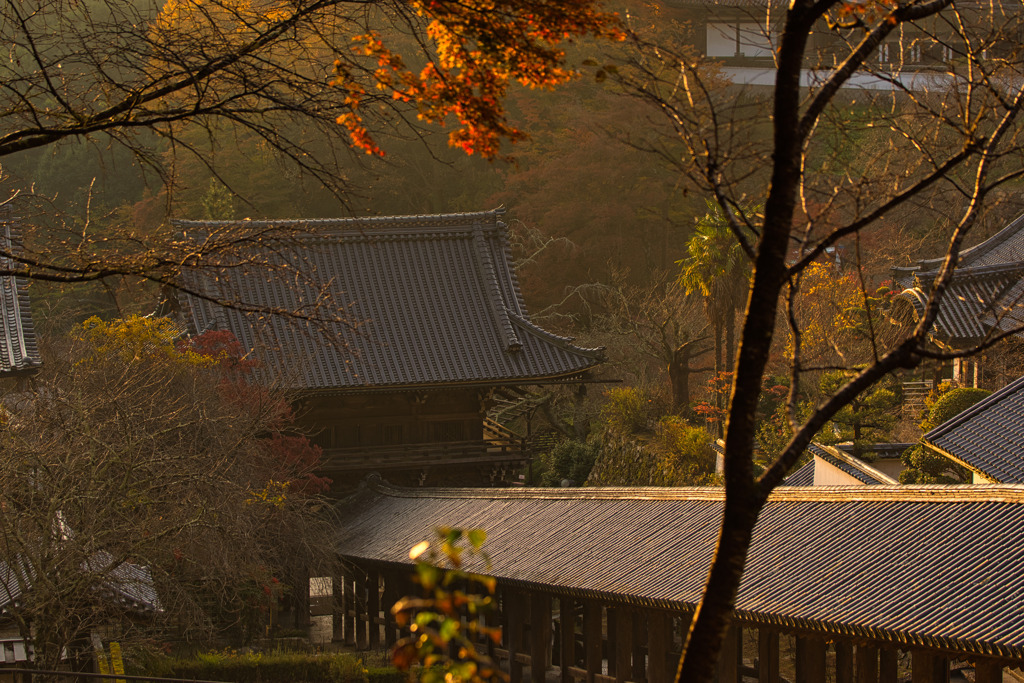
{"left": 320, "top": 438, "right": 525, "bottom": 472}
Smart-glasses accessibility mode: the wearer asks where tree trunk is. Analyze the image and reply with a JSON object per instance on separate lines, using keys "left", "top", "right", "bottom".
{"left": 669, "top": 344, "right": 693, "bottom": 412}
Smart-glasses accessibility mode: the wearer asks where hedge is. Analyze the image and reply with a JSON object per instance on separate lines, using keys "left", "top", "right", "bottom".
{"left": 131, "top": 650, "right": 408, "bottom": 683}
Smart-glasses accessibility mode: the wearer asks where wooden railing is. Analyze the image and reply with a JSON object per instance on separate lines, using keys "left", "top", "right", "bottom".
{"left": 320, "top": 438, "right": 525, "bottom": 471}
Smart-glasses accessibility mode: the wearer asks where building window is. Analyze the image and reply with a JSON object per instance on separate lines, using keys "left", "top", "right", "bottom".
{"left": 430, "top": 420, "right": 467, "bottom": 442}
{"left": 380, "top": 423, "right": 404, "bottom": 446}
{"left": 310, "top": 427, "right": 334, "bottom": 450}
{"left": 706, "top": 22, "right": 772, "bottom": 58}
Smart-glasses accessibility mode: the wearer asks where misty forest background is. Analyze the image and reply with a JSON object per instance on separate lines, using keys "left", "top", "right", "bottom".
{"left": 7, "top": 0, "right": 1024, "bottom": 488}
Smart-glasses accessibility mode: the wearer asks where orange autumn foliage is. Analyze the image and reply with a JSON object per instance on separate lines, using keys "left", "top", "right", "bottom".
{"left": 334, "top": 1, "right": 622, "bottom": 158}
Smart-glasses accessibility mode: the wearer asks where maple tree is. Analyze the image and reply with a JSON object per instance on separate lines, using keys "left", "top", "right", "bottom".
{"left": 0, "top": 0, "right": 620, "bottom": 295}
{"left": 0, "top": 317, "right": 337, "bottom": 664}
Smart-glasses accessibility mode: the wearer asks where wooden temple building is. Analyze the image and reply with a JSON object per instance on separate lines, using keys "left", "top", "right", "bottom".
{"left": 891, "top": 212, "right": 1024, "bottom": 389}
{"left": 334, "top": 478, "right": 1024, "bottom": 682}
{"left": 167, "top": 209, "right": 603, "bottom": 488}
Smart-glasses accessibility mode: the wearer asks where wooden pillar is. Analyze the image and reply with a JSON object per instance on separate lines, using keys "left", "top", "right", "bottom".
{"left": 835, "top": 641, "right": 854, "bottom": 683}
{"left": 614, "top": 607, "right": 633, "bottom": 683}
{"left": 879, "top": 649, "right": 898, "bottom": 683}
{"left": 355, "top": 572, "right": 369, "bottom": 650}
{"left": 343, "top": 572, "right": 356, "bottom": 647}
{"left": 583, "top": 600, "right": 603, "bottom": 683}
{"left": 758, "top": 629, "right": 780, "bottom": 683}
{"left": 382, "top": 571, "right": 399, "bottom": 648}
{"left": 531, "top": 592, "right": 552, "bottom": 683}
{"left": 716, "top": 625, "right": 740, "bottom": 683}
{"left": 795, "top": 636, "right": 826, "bottom": 683}
{"left": 607, "top": 608, "right": 617, "bottom": 674}
{"left": 366, "top": 568, "right": 380, "bottom": 650}
{"left": 560, "top": 598, "right": 576, "bottom": 683}
{"left": 911, "top": 651, "right": 949, "bottom": 683}
{"left": 632, "top": 611, "right": 646, "bottom": 683}
{"left": 332, "top": 571, "right": 346, "bottom": 643}
{"left": 507, "top": 591, "right": 525, "bottom": 683}
{"left": 857, "top": 644, "right": 878, "bottom": 683}
{"left": 973, "top": 658, "right": 1004, "bottom": 683}
{"left": 647, "top": 611, "right": 671, "bottom": 682}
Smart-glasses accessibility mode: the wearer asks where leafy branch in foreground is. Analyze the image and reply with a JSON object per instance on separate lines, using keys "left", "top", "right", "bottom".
{"left": 392, "top": 528, "right": 506, "bottom": 683}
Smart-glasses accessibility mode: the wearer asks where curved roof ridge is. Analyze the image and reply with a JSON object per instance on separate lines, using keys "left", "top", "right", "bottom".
{"left": 911, "top": 211, "right": 1024, "bottom": 272}
{"left": 471, "top": 227, "right": 520, "bottom": 353}
{"left": 364, "top": 477, "right": 1024, "bottom": 503}
{"left": 506, "top": 311, "right": 604, "bottom": 359}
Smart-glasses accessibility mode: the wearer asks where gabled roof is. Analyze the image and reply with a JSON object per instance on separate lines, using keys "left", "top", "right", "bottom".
{"left": 0, "top": 208, "right": 40, "bottom": 377}
{"left": 891, "top": 213, "right": 1024, "bottom": 346}
{"left": 172, "top": 210, "right": 603, "bottom": 392}
{"left": 806, "top": 443, "right": 899, "bottom": 485}
{"left": 337, "top": 480, "right": 1024, "bottom": 660}
{"left": 923, "top": 375, "right": 1024, "bottom": 483}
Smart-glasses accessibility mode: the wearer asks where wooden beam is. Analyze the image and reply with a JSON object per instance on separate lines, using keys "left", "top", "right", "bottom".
{"left": 795, "top": 636, "right": 826, "bottom": 683}
{"left": 583, "top": 600, "right": 603, "bottom": 683}
{"left": 835, "top": 641, "right": 853, "bottom": 683}
{"left": 647, "top": 611, "right": 671, "bottom": 683}
{"left": 560, "top": 598, "right": 576, "bottom": 683}
{"left": 758, "top": 628, "right": 780, "bottom": 683}
{"left": 973, "top": 658, "right": 1004, "bottom": 683}
{"left": 716, "top": 625, "right": 740, "bottom": 683}
{"left": 879, "top": 649, "right": 897, "bottom": 683}
{"left": 911, "top": 650, "right": 948, "bottom": 683}
{"left": 531, "top": 592, "right": 552, "bottom": 683}
{"left": 857, "top": 644, "right": 878, "bottom": 683}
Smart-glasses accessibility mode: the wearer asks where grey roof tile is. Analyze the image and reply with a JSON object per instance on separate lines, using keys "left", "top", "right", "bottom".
{"left": 173, "top": 211, "right": 603, "bottom": 391}
{"left": 923, "top": 375, "right": 1024, "bottom": 483}
{"left": 781, "top": 459, "right": 814, "bottom": 485}
{"left": 891, "top": 213, "right": 1024, "bottom": 346}
{"left": 337, "top": 482, "right": 1024, "bottom": 660}
{"left": 0, "top": 208, "right": 40, "bottom": 376}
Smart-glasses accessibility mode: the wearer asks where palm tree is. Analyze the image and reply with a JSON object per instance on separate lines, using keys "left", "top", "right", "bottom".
{"left": 679, "top": 203, "right": 752, "bottom": 380}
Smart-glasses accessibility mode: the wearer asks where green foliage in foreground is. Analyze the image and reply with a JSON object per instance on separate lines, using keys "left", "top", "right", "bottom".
{"left": 131, "top": 650, "right": 406, "bottom": 683}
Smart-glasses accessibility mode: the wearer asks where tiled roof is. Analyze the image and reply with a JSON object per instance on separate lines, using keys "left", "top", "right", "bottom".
{"left": 337, "top": 481, "right": 1024, "bottom": 660}
{"left": 173, "top": 210, "right": 603, "bottom": 391}
{"left": 891, "top": 213, "right": 1024, "bottom": 346}
{"left": 0, "top": 209, "right": 40, "bottom": 376}
{"left": 923, "top": 375, "right": 1024, "bottom": 483}
{"left": 1, "top": 553, "right": 160, "bottom": 615}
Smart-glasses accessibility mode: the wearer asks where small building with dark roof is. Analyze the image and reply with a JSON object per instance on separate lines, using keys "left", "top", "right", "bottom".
{"left": 334, "top": 479, "right": 1023, "bottom": 681}
{"left": 922, "top": 374, "right": 1024, "bottom": 483}
{"left": 0, "top": 208, "right": 41, "bottom": 384}
{"left": 167, "top": 209, "right": 604, "bottom": 487}
{"left": 891, "top": 212, "right": 1024, "bottom": 387}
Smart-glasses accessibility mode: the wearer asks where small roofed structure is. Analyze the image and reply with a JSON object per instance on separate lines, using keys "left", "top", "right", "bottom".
{"left": 335, "top": 479, "right": 1023, "bottom": 681}
{"left": 0, "top": 552, "right": 160, "bottom": 666}
{"left": 167, "top": 209, "right": 604, "bottom": 487}
{"left": 891, "top": 212, "right": 1024, "bottom": 387}
{"left": 777, "top": 443, "right": 909, "bottom": 486}
{"left": 922, "top": 374, "right": 1024, "bottom": 483}
{"left": 0, "top": 207, "right": 40, "bottom": 383}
